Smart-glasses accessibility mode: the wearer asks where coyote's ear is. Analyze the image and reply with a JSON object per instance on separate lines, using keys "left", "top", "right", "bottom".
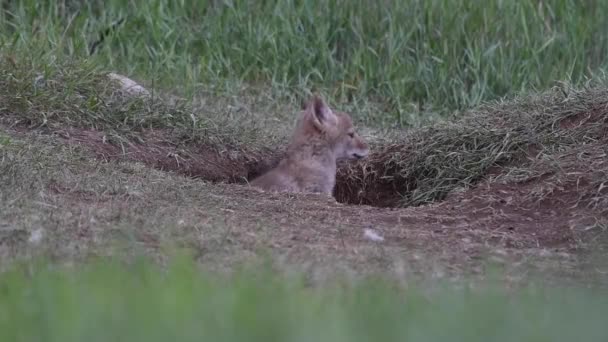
{"left": 307, "top": 95, "right": 336, "bottom": 131}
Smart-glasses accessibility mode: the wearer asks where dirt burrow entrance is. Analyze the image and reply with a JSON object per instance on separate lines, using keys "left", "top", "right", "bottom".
{"left": 52, "top": 127, "right": 413, "bottom": 208}
{"left": 54, "top": 124, "right": 608, "bottom": 215}
{"left": 63, "top": 123, "right": 608, "bottom": 234}
{"left": 7, "top": 89, "right": 608, "bottom": 212}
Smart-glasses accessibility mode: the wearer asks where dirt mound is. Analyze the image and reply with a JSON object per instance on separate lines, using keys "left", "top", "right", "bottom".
{"left": 44, "top": 86, "right": 608, "bottom": 213}
{"left": 54, "top": 128, "right": 280, "bottom": 184}
{"left": 3, "top": 69, "right": 607, "bottom": 212}
{"left": 336, "top": 86, "right": 608, "bottom": 207}
{"left": 3, "top": 85, "right": 608, "bottom": 285}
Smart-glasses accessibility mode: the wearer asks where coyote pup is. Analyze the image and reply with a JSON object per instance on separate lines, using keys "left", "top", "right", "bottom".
{"left": 250, "top": 95, "right": 369, "bottom": 195}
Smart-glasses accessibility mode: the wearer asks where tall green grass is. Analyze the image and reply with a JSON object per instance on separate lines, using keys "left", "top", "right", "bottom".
{"left": 2, "top": 0, "right": 608, "bottom": 125}
{"left": 1, "top": 257, "right": 607, "bottom": 342}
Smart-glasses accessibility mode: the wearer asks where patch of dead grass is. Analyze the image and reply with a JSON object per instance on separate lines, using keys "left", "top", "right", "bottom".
{"left": 336, "top": 85, "right": 608, "bottom": 207}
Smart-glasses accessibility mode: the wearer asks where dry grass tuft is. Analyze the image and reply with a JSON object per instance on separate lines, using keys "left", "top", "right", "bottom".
{"left": 335, "top": 85, "right": 608, "bottom": 207}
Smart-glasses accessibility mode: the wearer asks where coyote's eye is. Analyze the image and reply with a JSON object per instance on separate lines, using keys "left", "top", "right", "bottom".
{"left": 348, "top": 132, "right": 355, "bottom": 138}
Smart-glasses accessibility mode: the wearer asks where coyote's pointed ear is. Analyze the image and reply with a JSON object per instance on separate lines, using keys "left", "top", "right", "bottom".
{"left": 307, "top": 95, "right": 336, "bottom": 131}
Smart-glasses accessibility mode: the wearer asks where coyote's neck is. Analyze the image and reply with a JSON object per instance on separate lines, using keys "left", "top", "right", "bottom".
{"left": 285, "top": 141, "right": 337, "bottom": 171}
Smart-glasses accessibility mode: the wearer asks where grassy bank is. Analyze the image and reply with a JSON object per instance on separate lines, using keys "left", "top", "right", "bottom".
{"left": 0, "top": 257, "right": 607, "bottom": 342}
{"left": 2, "top": 0, "right": 607, "bottom": 125}
{"left": 4, "top": 48, "right": 606, "bottom": 208}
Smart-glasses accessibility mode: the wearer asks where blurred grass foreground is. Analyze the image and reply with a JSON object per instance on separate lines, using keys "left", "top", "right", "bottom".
{"left": 0, "top": 258, "right": 607, "bottom": 342}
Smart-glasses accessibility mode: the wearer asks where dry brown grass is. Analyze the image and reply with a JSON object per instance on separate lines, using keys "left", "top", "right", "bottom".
{"left": 336, "top": 84, "right": 608, "bottom": 207}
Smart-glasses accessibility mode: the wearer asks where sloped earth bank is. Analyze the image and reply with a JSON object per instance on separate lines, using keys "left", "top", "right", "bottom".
{"left": 1, "top": 91, "right": 608, "bottom": 286}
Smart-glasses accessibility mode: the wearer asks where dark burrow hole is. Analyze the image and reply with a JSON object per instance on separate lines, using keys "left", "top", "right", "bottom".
{"left": 178, "top": 151, "right": 412, "bottom": 209}
{"left": 64, "top": 128, "right": 421, "bottom": 209}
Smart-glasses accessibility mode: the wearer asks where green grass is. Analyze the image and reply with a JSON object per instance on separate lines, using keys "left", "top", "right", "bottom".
{"left": 2, "top": 0, "right": 608, "bottom": 125}
{"left": 0, "top": 257, "right": 607, "bottom": 342}
{"left": 0, "top": 51, "right": 282, "bottom": 151}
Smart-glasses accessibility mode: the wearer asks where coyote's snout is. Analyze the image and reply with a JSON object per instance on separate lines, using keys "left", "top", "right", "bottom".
{"left": 250, "top": 95, "right": 369, "bottom": 195}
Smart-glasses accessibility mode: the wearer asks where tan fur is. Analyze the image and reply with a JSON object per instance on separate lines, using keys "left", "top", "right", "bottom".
{"left": 250, "top": 95, "right": 369, "bottom": 196}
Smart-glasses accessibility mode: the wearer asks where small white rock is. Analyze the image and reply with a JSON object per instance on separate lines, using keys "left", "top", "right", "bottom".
{"left": 28, "top": 228, "right": 45, "bottom": 244}
{"left": 107, "top": 72, "right": 150, "bottom": 98}
{"left": 363, "top": 228, "right": 384, "bottom": 242}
